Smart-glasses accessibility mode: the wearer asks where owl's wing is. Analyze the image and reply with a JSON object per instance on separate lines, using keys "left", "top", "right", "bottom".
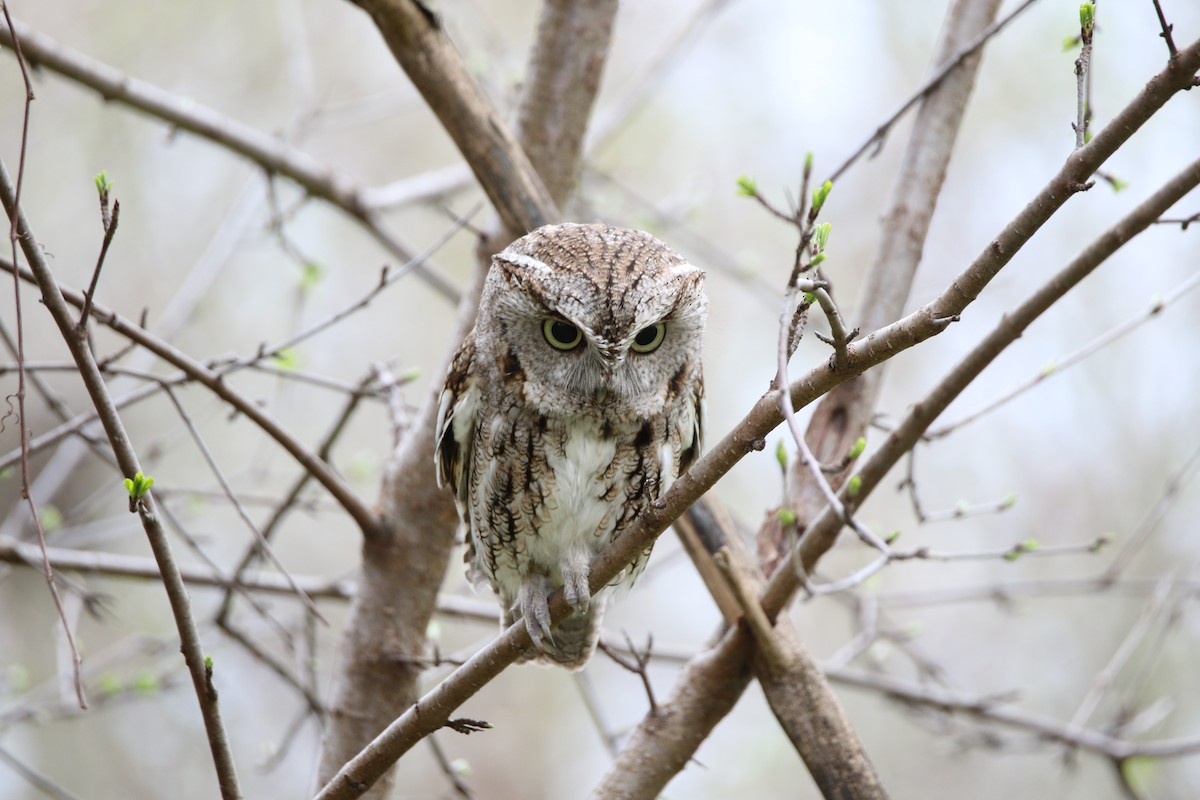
{"left": 434, "top": 337, "right": 481, "bottom": 507}
{"left": 678, "top": 373, "right": 704, "bottom": 474}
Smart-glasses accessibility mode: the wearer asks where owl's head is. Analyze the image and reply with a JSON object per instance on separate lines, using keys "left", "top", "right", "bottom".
{"left": 476, "top": 223, "right": 707, "bottom": 417}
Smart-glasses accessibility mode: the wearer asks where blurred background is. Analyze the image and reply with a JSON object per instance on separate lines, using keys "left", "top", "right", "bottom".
{"left": 1, "top": 0, "right": 1199, "bottom": 797}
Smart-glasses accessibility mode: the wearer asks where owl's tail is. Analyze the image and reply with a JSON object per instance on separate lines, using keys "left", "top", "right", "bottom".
{"left": 504, "top": 593, "right": 607, "bottom": 670}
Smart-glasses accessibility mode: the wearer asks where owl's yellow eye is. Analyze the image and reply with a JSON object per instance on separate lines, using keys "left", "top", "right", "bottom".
{"left": 543, "top": 318, "right": 584, "bottom": 351}
{"left": 631, "top": 322, "right": 666, "bottom": 353}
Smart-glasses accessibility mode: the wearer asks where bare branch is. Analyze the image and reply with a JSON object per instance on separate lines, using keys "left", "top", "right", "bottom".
{"left": 0, "top": 0, "right": 88, "bottom": 712}
{"left": 1150, "top": 0, "right": 1178, "bottom": 58}
{"left": 0, "top": 16, "right": 459, "bottom": 300}
{"left": 314, "top": 41, "right": 1200, "bottom": 797}
{"left": 827, "top": 0, "right": 1041, "bottom": 184}
{"left": 0, "top": 157, "right": 243, "bottom": 799}
{"left": 774, "top": 152, "right": 1200, "bottom": 614}
{"left": 0, "top": 257, "right": 381, "bottom": 537}
{"left": 349, "top": 0, "right": 559, "bottom": 236}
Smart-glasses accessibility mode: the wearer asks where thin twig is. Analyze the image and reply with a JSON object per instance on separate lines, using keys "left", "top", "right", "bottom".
{"left": 79, "top": 195, "right": 118, "bottom": 331}
{"left": 160, "top": 384, "right": 324, "bottom": 622}
{"left": 0, "top": 744, "right": 86, "bottom": 800}
{"left": 426, "top": 735, "right": 475, "bottom": 800}
{"left": 0, "top": 256, "right": 380, "bottom": 537}
{"left": 0, "top": 157, "right": 243, "bottom": 799}
{"left": 1150, "top": 0, "right": 1178, "bottom": 57}
{"left": 827, "top": 0, "right": 1042, "bottom": 184}
{"left": 1075, "top": 4, "right": 1095, "bottom": 149}
{"left": 0, "top": 16, "right": 460, "bottom": 301}
{"left": 598, "top": 633, "right": 658, "bottom": 714}
{"left": 1153, "top": 211, "right": 1198, "bottom": 229}
{"left": 1, "top": 0, "right": 87, "bottom": 711}
{"left": 930, "top": 268, "right": 1200, "bottom": 438}
{"left": 215, "top": 369, "right": 378, "bottom": 626}
{"left": 1067, "top": 579, "right": 1174, "bottom": 734}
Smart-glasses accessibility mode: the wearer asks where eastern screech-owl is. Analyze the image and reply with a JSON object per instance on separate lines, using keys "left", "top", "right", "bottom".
{"left": 435, "top": 223, "right": 707, "bottom": 668}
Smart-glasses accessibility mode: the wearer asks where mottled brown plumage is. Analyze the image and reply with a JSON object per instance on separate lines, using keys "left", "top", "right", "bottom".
{"left": 436, "top": 223, "right": 706, "bottom": 668}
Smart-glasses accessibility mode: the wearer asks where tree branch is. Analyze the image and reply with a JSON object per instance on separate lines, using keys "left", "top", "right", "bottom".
{"left": 0, "top": 16, "right": 459, "bottom": 300}
{"left": 349, "top": 0, "right": 560, "bottom": 236}
{"left": 0, "top": 258, "right": 381, "bottom": 538}
{"left": 315, "top": 1, "right": 610, "bottom": 794}
{"left": 311, "top": 39, "right": 1200, "bottom": 796}
{"left": 0, "top": 157, "right": 243, "bottom": 799}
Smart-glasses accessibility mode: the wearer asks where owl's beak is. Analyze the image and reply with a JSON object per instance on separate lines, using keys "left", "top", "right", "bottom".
{"left": 590, "top": 346, "right": 624, "bottom": 401}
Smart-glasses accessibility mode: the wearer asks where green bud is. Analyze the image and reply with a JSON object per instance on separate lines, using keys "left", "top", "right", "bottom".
{"left": 1109, "top": 176, "right": 1129, "bottom": 192}
{"left": 123, "top": 471, "right": 155, "bottom": 499}
{"left": 847, "top": 474, "right": 862, "bottom": 497}
{"left": 804, "top": 152, "right": 814, "bottom": 174}
{"left": 300, "top": 262, "right": 324, "bottom": 292}
{"left": 813, "top": 222, "right": 832, "bottom": 251}
{"left": 812, "top": 180, "right": 833, "bottom": 213}
{"left": 1040, "top": 360, "right": 1058, "bottom": 377}
{"left": 132, "top": 671, "right": 159, "bottom": 694}
{"left": 736, "top": 175, "right": 758, "bottom": 197}
{"left": 40, "top": 505, "right": 63, "bottom": 533}
{"left": 1079, "top": 3, "right": 1095, "bottom": 35}
{"left": 802, "top": 292, "right": 816, "bottom": 304}
{"left": 809, "top": 253, "right": 826, "bottom": 267}
{"left": 450, "top": 758, "right": 474, "bottom": 777}
{"left": 400, "top": 366, "right": 423, "bottom": 383}
{"left": 1000, "top": 493, "right": 1017, "bottom": 510}
{"left": 204, "top": 655, "right": 214, "bottom": 671}
{"left": 884, "top": 530, "right": 901, "bottom": 545}
{"left": 272, "top": 347, "right": 300, "bottom": 371}
{"left": 1006, "top": 538, "right": 1039, "bottom": 560}
{"left": 1062, "top": 35, "right": 1080, "bottom": 52}
{"left": 94, "top": 171, "right": 113, "bottom": 195}
{"left": 848, "top": 436, "right": 866, "bottom": 460}
{"left": 7, "top": 664, "right": 30, "bottom": 692}
{"left": 98, "top": 673, "right": 123, "bottom": 696}
{"left": 775, "top": 439, "right": 789, "bottom": 472}
{"left": 777, "top": 507, "right": 798, "bottom": 526}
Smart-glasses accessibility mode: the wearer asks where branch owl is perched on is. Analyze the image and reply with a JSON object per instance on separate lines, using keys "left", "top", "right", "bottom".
{"left": 435, "top": 223, "right": 706, "bottom": 668}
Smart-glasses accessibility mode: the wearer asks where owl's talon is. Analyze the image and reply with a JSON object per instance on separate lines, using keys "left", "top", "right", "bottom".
{"left": 519, "top": 576, "right": 555, "bottom": 649}
{"left": 562, "top": 564, "right": 591, "bottom": 615}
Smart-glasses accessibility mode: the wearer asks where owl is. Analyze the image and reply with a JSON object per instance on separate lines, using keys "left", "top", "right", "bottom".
{"left": 435, "top": 223, "right": 707, "bottom": 669}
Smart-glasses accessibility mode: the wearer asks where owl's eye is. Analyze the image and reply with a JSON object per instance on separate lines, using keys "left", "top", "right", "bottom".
{"left": 543, "top": 318, "right": 584, "bottom": 351}
{"left": 631, "top": 322, "right": 666, "bottom": 354}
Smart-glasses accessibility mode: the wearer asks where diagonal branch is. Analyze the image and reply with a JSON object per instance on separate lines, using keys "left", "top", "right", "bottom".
{"left": 0, "top": 258, "right": 381, "bottom": 538}
{"left": 349, "top": 0, "right": 560, "bottom": 236}
{"left": 0, "top": 16, "right": 458, "bottom": 300}
{"left": 0, "top": 158, "right": 243, "bottom": 799}
{"left": 315, "top": 1, "right": 610, "bottom": 795}
{"left": 310, "top": 35, "right": 1200, "bottom": 800}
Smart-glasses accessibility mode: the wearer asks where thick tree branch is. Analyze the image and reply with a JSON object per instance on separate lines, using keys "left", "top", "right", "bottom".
{"left": 349, "top": 0, "right": 560, "bottom": 236}
{"left": 773, "top": 152, "right": 1200, "bottom": 611}
{"left": 315, "top": 1, "right": 611, "bottom": 794}
{"left": 311, "top": 35, "right": 1200, "bottom": 800}
{"left": 515, "top": 0, "right": 617, "bottom": 208}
